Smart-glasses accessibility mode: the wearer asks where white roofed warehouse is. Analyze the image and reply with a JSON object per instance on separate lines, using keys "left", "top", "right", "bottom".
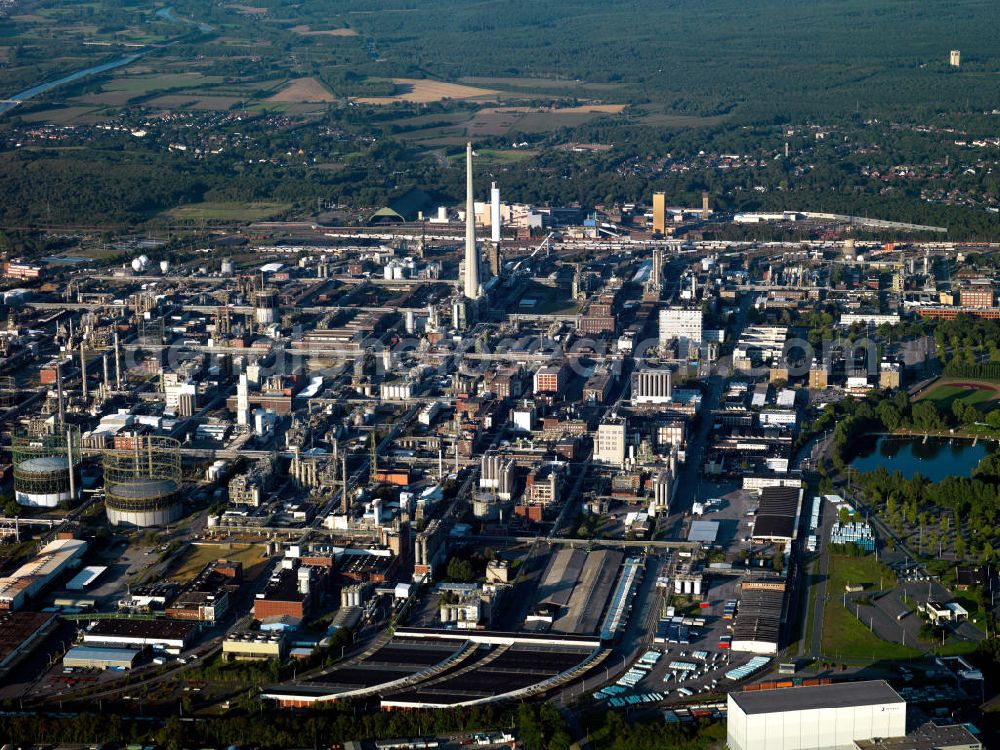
{"left": 727, "top": 680, "right": 906, "bottom": 750}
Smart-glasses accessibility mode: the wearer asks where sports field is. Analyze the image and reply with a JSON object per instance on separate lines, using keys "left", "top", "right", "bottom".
{"left": 914, "top": 378, "right": 1000, "bottom": 411}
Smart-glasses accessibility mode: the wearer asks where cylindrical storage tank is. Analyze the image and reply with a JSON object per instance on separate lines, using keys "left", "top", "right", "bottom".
{"left": 472, "top": 494, "right": 497, "bottom": 520}
{"left": 383, "top": 264, "right": 394, "bottom": 280}
{"left": 103, "top": 435, "right": 183, "bottom": 527}
{"left": 341, "top": 586, "right": 361, "bottom": 608}
{"left": 221, "top": 259, "right": 235, "bottom": 276}
{"left": 160, "top": 260, "right": 171, "bottom": 274}
{"left": 206, "top": 514, "right": 219, "bottom": 528}
{"left": 674, "top": 579, "right": 683, "bottom": 594}
{"left": 252, "top": 289, "right": 278, "bottom": 326}
{"left": 693, "top": 578, "right": 702, "bottom": 596}
{"left": 13, "top": 424, "right": 82, "bottom": 508}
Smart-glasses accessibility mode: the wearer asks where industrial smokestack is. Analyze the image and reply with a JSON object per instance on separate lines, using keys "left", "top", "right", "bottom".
{"left": 66, "top": 429, "right": 75, "bottom": 502}
{"left": 490, "top": 181, "right": 501, "bottom": 245}
{"left": 114, "top": 329, "right": 122, "bottom": 390}
{"left": 79, "top": 341, "right": 87, "bottom": 402}
{"left": 463, "top": 142, "right": 481, "bottom": 299}
{"left": 56, "top": 359, "right": 65, "bottom": 424}
{"left": 341, "top": 455, "right": 348, "bottom": 515}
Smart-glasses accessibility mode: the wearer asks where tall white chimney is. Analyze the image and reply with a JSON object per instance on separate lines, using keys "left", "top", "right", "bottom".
{"left": 490, "top": 181, "right": 501, "bottom": 244}
{"left": 463, "top": 142, "right": 481, "bottom": 299}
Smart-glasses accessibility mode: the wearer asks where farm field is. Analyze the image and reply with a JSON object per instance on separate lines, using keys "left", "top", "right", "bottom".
{"left": 17, "top": 106, "right": 105, "bottom": 125}
{"left": 268, "top": 77, "right": 335, "bottom": 103}
{"left": 103, "top": 73, "right": 224, "bottom": 94}
{"left": 394, "top": 103, "right": 628, "bottom": 145}
{"left": 290, "top": 24, "right": 356, "bottom": 36}
{"left": 460, "top": 75, "right": 624, "bottom": 93}
{"left": 227, "top": 4, "right": 269, "bottom": 15}
{"left": 354, "top": 78, "right": 500, "bottom": 105}
{"left": 144, "top": 94, "right": 241, "bottom": 110}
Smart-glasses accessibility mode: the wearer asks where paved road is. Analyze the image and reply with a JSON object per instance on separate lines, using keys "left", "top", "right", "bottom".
{"left": 662, "top": 292, "right": 752, "bottom": 539}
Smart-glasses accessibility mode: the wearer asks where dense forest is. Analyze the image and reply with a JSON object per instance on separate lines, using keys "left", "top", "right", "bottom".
{"left": 169, "top": 0, "right": 1000, "bottom": 121}
{"left": 2, "top": 0, "right": 1000, "bottom": 236}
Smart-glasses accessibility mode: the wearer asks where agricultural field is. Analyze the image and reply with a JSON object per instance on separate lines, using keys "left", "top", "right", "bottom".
{"left": 144, "top": 94, "right": 242, "bottom": 110}
{"left": 103, "top": 72, "right": 224, "bottom": 95}
{"left": 353, "top": 78, "right": 500, "bottom": 105}
{"left": 460, "top": 76, "right": 625, "bottom": 93}
{"left": 17, "top": 106, "right": 107, "bottom": 125}
{"left": 227, "top": 4, "right": 270, "bottom": 15}
{"left": 268, "top": 77, "right": 335, "bottom": 103}
{"left": 289, "top": 24, "right": 356, "bottom": 36}
{"left": 169, "top": 542, "right": 269, "bottom": 583}
{"left": 392, "top": 103, "right": 629, "bottom": 146}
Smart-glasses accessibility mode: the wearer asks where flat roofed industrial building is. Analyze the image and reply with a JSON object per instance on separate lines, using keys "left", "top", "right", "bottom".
{"left": 63, "top": 646, "right": 140, "bottom": 670}
{"left": 751, "top": 486, "right": 803, "bottom": 543}
{"left": 727, "top": 680, "right": 906, "bottom": 750}
{"left": 82, "top": 619, "right": 195, "bottom": 654}
{"left": 731, "top": 587, "right": 784, "bottom": 654}
{"left": 223, "top": 629, "right": 287, "bottom": 661}
{"left": 854, "top": 721, "right": 982, "bottom": 750}
{"left": 688, "top": 520, "right": 720, "bottom": 544}
{"left": 0, "top": 611, "right": 58, "bottom": 671}
{"left": 532, "top": 547, "right": 624, "bottom": 635}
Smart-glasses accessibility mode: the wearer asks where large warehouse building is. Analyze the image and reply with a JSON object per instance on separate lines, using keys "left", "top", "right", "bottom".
{"left": 63, "top": 646, "right": 140, "bottom": 670}
{"left": 751, "top": 486, "right": 804, "bottom": 544}
{"left": 727, "top": 681, "right": 906, "bottom": 750}
{"left": 0, "top": 538, "right": 88, "bottom": 610}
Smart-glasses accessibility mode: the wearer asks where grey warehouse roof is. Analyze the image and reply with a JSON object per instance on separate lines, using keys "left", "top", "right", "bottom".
{"left": 730, "top": 680, "right": 903, "bottom": 715}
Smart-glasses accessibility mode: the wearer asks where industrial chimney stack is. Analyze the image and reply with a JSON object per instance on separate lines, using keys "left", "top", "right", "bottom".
{"left": 463, "top": 142, "right": 481, "bottom": 299}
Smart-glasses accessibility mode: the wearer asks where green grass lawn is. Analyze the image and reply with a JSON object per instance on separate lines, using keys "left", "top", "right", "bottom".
{"left": 446, "top": 148, "right": 538, "bottom": 164}
{"left": 165, "top": 201, "right": 290, "bottom": 222}
{"left": 920, "top": 380, "right": 999, "bottom": 411}
{"left": 820, "top": 554, "right": 921, "bottom": 662}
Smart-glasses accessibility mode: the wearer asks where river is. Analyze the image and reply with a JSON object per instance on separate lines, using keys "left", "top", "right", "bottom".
{"left": 0, "top": 5, "right": 213, "bottom": 116}
{"left": 155, "top": 6, "right": 214, "bottom": 34}
{"left": 0, "top": 53, "right": 144, "bottom": 116}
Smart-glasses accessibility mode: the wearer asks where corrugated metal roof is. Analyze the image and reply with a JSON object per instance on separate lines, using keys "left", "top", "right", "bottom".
{"left": 64, "top": 646, "right": 140, "bottom": 663}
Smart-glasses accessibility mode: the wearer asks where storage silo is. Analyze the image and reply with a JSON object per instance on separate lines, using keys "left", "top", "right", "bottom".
{"left": 252, "top": 288, "right": 278, "bottom": 326}
{"left": 103, "top": 435, "right": 183, "bottom": 527}
{"left": 13, "top": 424, "right": 82, "bottom": 508}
